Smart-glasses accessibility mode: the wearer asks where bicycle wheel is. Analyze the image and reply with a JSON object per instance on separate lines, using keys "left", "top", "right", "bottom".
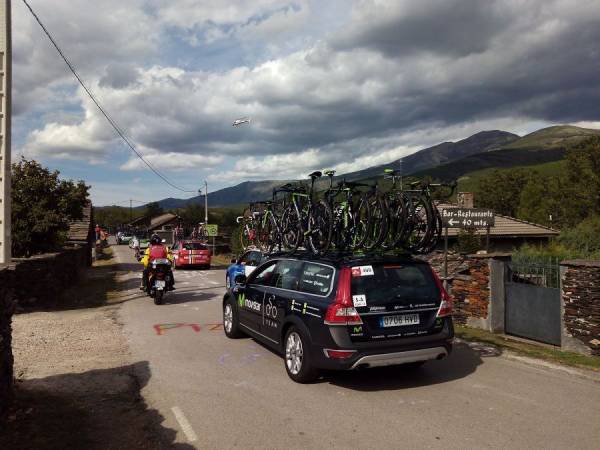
{"left": 266, "top": 213, "right": 283, "bottom": 253}
{"left": 330, "top": 205, "right": 346, "bottom": 251}
{"left": 239, "top": 223, "right": 251, "bottom": 250}
{"left": 363, "top": 192, "right": 388, "bottom": 250}
{"left": 308, "top": 200, "right": 333, "bottom": 255}
{"left": 281, "top": 206, "right": 302, "bottom": 251}
{"left": 404, "top": 196, "right": 435, "bottom": 253}
{"left": 420, "top": 205, "right": 442, "bottom": 254}
{"left": 390, "top": 193, "right": 409, "bottom": 249}
{"left": 348, "top": 196, "right": 370, "bottom": 250}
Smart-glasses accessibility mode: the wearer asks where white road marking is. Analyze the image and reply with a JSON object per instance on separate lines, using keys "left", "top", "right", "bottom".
{"left": 171, "top": 406, "right": 198, "bottom": 442}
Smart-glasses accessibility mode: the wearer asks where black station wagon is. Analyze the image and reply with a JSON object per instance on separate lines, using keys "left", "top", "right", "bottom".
{"left": 222, "top": 253, "right": 454, "bottom": 383}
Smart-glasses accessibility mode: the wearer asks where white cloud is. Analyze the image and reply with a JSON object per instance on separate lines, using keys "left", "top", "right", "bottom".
{"left": 120, "top": 153, "right": 224, "bottom": 171}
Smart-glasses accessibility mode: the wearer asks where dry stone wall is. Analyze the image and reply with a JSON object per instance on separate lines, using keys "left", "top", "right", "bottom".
{"left": 0, "top": 267, "right": 14, "bottom": 418}
{"left": 561, "top": 260, "right": 600, "bottom": 356}
{"left": 0, "top": 244, "right": 91, "bottom": 418}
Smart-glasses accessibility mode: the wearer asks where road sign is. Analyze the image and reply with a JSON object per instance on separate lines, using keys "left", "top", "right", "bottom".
{"left": 205, "top": 224, "right": 218, "bottom": 237}
{"left": 441, "top": 208, "right": 495, "bottom": 228}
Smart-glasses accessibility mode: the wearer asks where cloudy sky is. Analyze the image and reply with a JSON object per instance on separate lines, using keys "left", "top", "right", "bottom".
{"left": 13, "top": 0, "right": 600, "bottom": 205}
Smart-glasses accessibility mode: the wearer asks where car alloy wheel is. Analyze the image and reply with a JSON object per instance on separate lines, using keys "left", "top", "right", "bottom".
{"left": 224, "top": 303, "right": 233, "bottom": 333}
{"left": 285, "top": 331, "right": 304, "bottom": 375}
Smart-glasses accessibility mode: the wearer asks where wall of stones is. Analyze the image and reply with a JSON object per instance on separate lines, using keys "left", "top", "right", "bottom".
{"left": 561, "top": 260, "right": 600, "bottom": 356}
{"left": 0, "top": 267, "right": 14, "bottom": 418}
{"left": 11, "top": 245, "right": 90, "bottom": 309}
{"left": 422, "top": 251, "right": 492, "bottom": 326}
{"left": 0, "top": 244, "right": 90, "bottom": 417}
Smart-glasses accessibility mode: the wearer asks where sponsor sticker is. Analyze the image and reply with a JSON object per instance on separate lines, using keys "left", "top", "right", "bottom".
{"left": 352, "top": 265, "right": 375, "bottom": 277}
{"left": 352, "top": 294, "right": 367, "bottom": 307}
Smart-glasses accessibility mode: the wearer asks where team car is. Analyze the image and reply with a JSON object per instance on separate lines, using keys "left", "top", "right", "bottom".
{"left": 223, "top": 253, "right": 453, "bottom": 383}
{"left": 172, "top": 240, "right": 211, "bottom": 269}
{"left": 226, "top": 249, "right": 268, "bottom": 290}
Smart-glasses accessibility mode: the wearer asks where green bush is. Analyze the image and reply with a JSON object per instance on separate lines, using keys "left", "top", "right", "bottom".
{"left": 12, "top": 158, "right": 89, "bottom": 257}
{"left": 456, "top": 228, "right": 481, "bottom": 254}
{"left": 557, "top": 215, "right": 600, "bottom": 258}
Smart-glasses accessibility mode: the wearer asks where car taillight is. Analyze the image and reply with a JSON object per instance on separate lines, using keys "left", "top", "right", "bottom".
{"left": 431, "top": 267, "right": 453, "bottom": 317}
{"left": 324, "top": 268, "right": 363, "bottom": 326}
{"left": 324, "top": 349, "right": 356, "bottom": 359}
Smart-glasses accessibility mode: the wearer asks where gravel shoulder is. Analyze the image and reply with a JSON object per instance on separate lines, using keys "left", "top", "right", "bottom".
{"left": 0, "top": 247, "right": 186, "bottom": 450}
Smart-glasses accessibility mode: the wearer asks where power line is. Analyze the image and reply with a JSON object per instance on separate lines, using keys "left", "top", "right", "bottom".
{"left": 21, "top": 0, "right": 197, "bottom": 193}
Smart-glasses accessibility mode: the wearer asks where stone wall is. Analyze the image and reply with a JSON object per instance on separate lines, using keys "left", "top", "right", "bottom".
{"left": 561, "top": 260, "right": 600, "bottom": 356}
{"left": 11, "top": 245, "right": 90, "bottom": 309}
{"left": 422, "top": 251, "right": 509, "bottom": 331}
{"left": 0, "top": 245, "right": 90, "bottom": 417}
{"left": 0, "top": 267, "right": 15, "bottom": 418}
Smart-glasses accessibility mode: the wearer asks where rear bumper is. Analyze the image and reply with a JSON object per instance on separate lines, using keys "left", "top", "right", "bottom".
{"left": 350, "top": 346, "right": 448, "bottom": 369}
{"left": 314, "top": 339, "right": 453, "bottom": 370}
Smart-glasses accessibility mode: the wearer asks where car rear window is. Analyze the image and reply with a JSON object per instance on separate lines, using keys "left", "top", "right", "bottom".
{"left": 299, "top": 263, "right": 334, "bottom": 296}
{"left": 183, "top": 243, "right": 207, "bottom": 250}
{"left": 350, "top": 263, "right": 439, "bottom": 304}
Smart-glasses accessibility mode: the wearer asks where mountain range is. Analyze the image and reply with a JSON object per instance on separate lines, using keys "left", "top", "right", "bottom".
{"left": 125, "top": 125, "right": 600, "bottom": 209}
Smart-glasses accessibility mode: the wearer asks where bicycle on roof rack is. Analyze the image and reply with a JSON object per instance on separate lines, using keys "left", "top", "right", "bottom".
{"left": 279, "top": 171, "right": 333, "bottom": 255}
{"left": 237, "top": 170, "right": 456, "bottom": 255}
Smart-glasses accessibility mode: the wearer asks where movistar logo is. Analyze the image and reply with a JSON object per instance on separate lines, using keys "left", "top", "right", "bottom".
{"left": 353, "top": 326, "right": 363, "bottom": 333}
{"left": 238, "top": 293, "right": 245, "bottom": 307}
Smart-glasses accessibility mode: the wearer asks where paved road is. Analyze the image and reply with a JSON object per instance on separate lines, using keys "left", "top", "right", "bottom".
{"left": 114, "top": 244, "right": 600, "bottom": 449}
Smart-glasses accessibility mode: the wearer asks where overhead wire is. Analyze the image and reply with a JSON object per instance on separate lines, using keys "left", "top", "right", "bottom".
{"left": 21, "top": 0, "right": 197, "bottom": 193}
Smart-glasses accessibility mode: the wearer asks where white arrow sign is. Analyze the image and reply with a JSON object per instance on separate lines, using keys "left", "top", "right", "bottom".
{"left": 448, "top": 218, "right": 457, "bottom": 226}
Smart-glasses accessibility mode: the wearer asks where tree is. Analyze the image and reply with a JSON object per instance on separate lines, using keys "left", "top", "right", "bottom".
{"left": 560, "top": 136, "right": 600, "bottom": 226}
{"left": 11, "top": 158, "right": 89, "bottom": 257}
{"left": 145, "top": 202, "right": 163, "bottom": 219}
{"left": 476, "top": 168, "right": 534, "bottom": 217}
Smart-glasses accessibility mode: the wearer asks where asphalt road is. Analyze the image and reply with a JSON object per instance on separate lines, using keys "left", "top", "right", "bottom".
{"left": 114, "top": 244, "right": 600, "bottom": 449}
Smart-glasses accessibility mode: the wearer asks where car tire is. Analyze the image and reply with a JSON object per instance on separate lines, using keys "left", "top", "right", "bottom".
{"left": 223, "top": 297, "right": 244, "bottom": 338}
{"left": 284, "top": 326, "right": 319, "bottom": 383}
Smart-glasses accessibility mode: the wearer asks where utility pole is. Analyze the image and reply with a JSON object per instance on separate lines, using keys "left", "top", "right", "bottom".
{"left": 0, "top": 0, "right": 11, "bottom": 264}
{"left": 204, "top": 180, "right": 208, "bottom": 224}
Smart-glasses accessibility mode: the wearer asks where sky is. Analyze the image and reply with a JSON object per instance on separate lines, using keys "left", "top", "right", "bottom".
{"left": 12, "top": 0, "right": 600, "bottom": 206}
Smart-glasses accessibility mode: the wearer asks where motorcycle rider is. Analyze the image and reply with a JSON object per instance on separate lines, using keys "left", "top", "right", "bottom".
{"left": 140, "top": 234, "right": 175, "bottom": 292}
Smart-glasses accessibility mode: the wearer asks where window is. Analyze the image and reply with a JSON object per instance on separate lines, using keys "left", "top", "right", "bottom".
{"left": 246, "top": 251, "right": 261, "bottom": 266}
{"left": 183, "top": 242, "right": 207, "bottom": 251}
{"left": 271, "top": 260, "right": 304, "bottom": 291}
{"left": 299, "top": 263, "right": 334, "bottom": 296}
{"left": 350, "top": 263, "right": 438, "bottom": 304}
{"left": 251, "top": 261, "right": 277, "bottom": 286}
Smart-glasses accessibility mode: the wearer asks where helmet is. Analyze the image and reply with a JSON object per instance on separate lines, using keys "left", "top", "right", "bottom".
{"left": 150, "top": 234, "right": 161, "bottom": 245}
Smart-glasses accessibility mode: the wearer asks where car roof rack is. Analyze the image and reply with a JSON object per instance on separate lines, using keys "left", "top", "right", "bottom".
{"left": 265, "top": 249, "right": 419, "bottom": 265}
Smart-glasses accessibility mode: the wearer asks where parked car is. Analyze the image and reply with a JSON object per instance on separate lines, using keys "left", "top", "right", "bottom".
{"left": 172, "top": 240, "right": 211, "bottom": 269}
{"left": 226, "top": 249, "right": 268, "bottom": 290}
{"left": 117, "top": 232, "right": 133, "bottom": 245}
{"left": 130, "top": 234, "right": 150, "bottom": 250}
{"left": 222, "top": 253, "right": 453, "bottom": 383}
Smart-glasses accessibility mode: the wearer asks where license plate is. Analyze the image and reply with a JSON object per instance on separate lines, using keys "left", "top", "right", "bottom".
{"left": 155, "top": 280, "right": 166, "bottom": 289}
{"left": 380, "top": 314, "right": 420, "bottom": 327}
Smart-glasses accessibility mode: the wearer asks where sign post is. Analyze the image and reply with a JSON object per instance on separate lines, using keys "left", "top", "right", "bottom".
{"left": 206, "top": 224, "right": 218, "bottom": 256}
{"left": 440, "top": 208, "right": 496, "bottom": 285}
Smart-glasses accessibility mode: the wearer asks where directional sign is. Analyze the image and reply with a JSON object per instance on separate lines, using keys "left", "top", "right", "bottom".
{"left": 441, "top": 208, "right": 495, "bottom": 228}
{"left": 205, "top": 224, "right": 218, "bottom": 237}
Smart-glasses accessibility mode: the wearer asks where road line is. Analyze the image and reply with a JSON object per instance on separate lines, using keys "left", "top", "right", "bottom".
{"left": 171, "top": 406, "right": 198, "bottom": 442}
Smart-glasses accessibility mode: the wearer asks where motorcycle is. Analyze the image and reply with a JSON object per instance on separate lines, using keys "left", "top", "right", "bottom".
{"left": 147, "top": 258, "right": 172, "bottom": 305}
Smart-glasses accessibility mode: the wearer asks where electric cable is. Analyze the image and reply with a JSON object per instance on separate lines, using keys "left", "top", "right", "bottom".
{"left": 21, "top": 0, "right": 197, "bottom": 193}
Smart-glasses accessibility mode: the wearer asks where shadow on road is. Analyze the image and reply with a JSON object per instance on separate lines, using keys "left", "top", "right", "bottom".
{"left": 0, "top": 361, "right": 195, "bottom": 450}
{"left": 327, "top": 342, "right": 494, "bottom": 391}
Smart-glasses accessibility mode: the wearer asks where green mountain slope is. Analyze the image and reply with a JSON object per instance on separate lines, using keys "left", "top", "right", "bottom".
{"left": 414, "top": 125, "right": 600, "bottom": 181}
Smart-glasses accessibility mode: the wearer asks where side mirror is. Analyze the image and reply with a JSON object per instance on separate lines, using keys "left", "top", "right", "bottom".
{"left": 234, "top": 274, "right": 247, "bottom": 285}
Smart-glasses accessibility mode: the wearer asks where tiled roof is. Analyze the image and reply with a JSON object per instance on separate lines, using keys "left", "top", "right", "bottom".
{"left": 437, "top": 203, "right": 559, "bottom": 238}
{"left": 67, "top": 201, "right": 93, "bottom": 243}
{"left": 149, "top": 213, "right": 179, "bottom": 230}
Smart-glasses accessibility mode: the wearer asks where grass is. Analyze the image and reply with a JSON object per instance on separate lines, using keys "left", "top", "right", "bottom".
{"left": 455, "top": 325, "right": 600, "bottom": 371}
{"left": 211, "top": 253, "right": 234, "bottom": 267}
